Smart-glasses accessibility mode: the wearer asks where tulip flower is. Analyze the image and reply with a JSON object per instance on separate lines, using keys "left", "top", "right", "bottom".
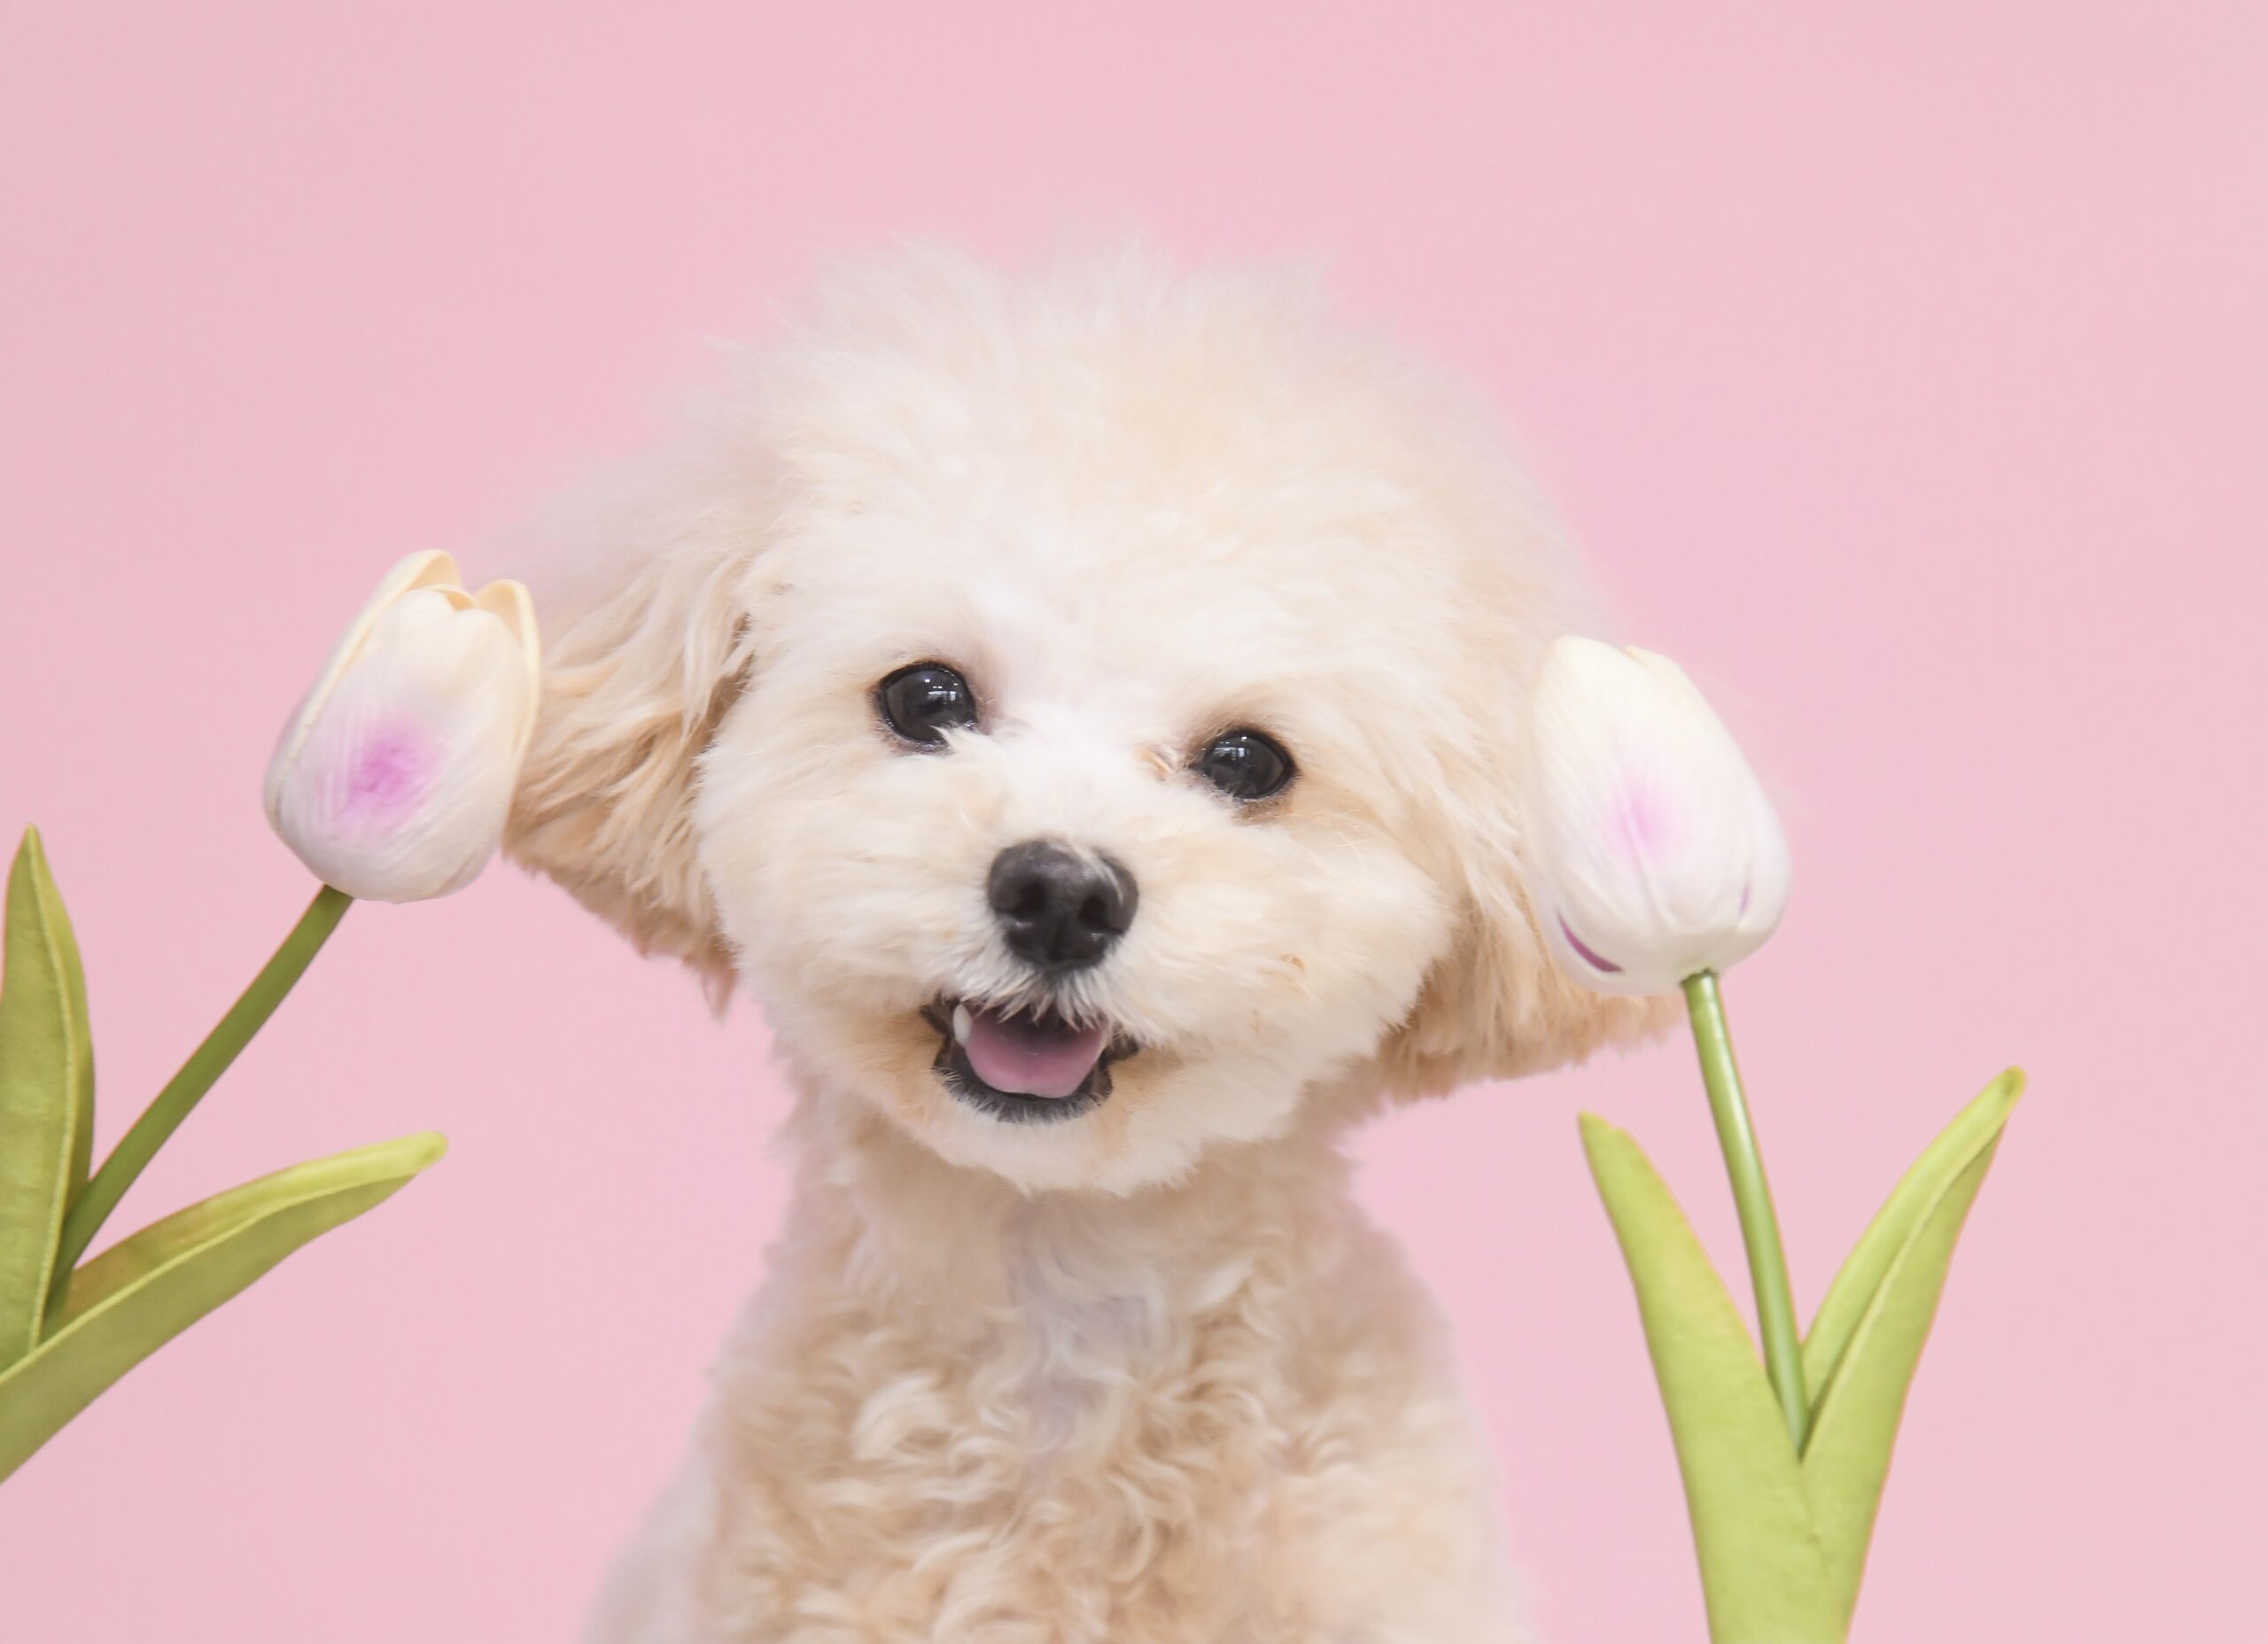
{"left": 1580, "top": 1068, "right": 2022, "bottom": 1643}
{"left": 1518, "top": 637, "right": 1790, "bottom": 996}
{"left": 29, "top": 554, "right": 537, "bottom": 1351}
{"left": 1532, "top": 633, "right": 2025, "bottom": 1643}
{"left": 1518, "top": 633, "right": 1811, "bottom": 1453}
{"left": 2, "top": 554, "right": 524, "bottom": 1478}
{"left": 265, "top": 551, "right": 540, "bottom": 903}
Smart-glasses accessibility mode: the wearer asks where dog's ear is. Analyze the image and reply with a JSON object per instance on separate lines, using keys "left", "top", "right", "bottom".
{"left": 504, "top": 486, "right": 766, "bottom": 999}
{"left": 1375, "top": 761, "right": 1675, "bottom": 1099}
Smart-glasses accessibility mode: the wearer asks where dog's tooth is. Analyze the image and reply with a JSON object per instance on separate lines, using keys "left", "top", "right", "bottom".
{"left": 952, "top": 1003, "right": 973, "bottom": 1046}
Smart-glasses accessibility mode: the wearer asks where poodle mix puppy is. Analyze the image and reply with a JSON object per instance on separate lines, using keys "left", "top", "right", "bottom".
{"left": 508, "top": 244, "right": 1659, "bottom": 1644}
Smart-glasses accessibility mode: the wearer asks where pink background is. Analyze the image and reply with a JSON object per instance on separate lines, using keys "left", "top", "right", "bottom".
{"left": 3, "top": 4, "right": 2262, "bottom": 1640}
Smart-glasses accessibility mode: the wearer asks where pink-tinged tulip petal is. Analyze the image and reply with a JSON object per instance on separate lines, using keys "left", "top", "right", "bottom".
{"left": 266, "top": 554, "right": 541, "bottom": 903}
{"left": 1518, "top": 637, "right": 1790, "bottom": 995}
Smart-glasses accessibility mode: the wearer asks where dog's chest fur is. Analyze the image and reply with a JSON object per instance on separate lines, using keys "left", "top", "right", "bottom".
{"left": 615, "top": 1105, "right": 1523, "bottom": 1644}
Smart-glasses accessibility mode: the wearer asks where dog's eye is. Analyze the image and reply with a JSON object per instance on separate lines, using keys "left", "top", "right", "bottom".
{"left": 1193, "top": 729, "right": 1294, "bottom": 803}
{"left": 876, "top": 662, "right": 978, "bottom": 748}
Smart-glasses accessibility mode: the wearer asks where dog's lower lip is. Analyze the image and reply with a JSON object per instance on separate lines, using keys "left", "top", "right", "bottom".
{"left": 922, "top": 996, "right": 1131, "bottom": 1123}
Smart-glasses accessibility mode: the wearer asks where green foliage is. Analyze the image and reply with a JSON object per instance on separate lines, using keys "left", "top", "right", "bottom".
{"left": 0, "top": 826, "right": 444, "bottom": 1485}
{"left": 0, "top": 830, "right": 94, "bottom": 1363}
{"left": 0, "top": 1133, "right": 444, "bottom": 1481}
{"left": 1582, "top": 1115, "right": 1842, "bottom": 1642}
{"left": 1799, "top": 1070, "right": 2022, "bottom": 1626}
{"left": 1582, "top": 1071, "right": 2023, "bottom": 1643}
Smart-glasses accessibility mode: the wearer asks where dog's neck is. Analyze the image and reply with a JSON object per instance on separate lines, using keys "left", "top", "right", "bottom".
{"left": 775, "top": 1082, "right": 1371, "bottom": 1360}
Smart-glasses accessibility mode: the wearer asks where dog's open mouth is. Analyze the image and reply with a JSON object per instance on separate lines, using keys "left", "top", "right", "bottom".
{"left": 920, "top": 996, "right": 1131, "bottom": 1123}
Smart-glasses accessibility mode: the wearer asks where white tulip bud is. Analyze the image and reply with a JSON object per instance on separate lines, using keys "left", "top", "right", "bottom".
{"left": 265, "top": 552, "right": 540, "bottom": 903}
{"left": 1518, "top": 636, "right": 1790, "bottom": 995}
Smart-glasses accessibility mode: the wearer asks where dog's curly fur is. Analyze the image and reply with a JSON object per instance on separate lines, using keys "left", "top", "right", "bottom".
{"left": 507, "top": 241, "right": 1666, "bottom": 1644}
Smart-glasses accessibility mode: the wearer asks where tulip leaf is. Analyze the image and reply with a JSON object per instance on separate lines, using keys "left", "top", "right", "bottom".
{"left": 1581, "top": 1113, "right": 1842, "bottom": 1643}
{"left": 1801, "top": 1069, "right": 2023, "bottom": 1405}
{"left": 1798, "top": 1073, "right": 2022, "bottom": 1625}
{"left": 0, "top": 1131, "right": 445, "bottom": 1483}
{"left": 0, "top": 828, "right": 95, "bottom": 1368}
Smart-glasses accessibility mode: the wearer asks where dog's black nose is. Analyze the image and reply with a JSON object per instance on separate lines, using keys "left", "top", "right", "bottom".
{"left": 987, "top": 841, "right": 1138, "bottom": 972}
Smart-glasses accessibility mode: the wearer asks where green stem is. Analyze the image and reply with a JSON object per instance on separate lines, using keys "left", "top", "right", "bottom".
{"left": 46, "top": 885, "right": 353, "bottom": 1304}
{"left": 1682, "top": 969, "right": 1809, "bottom": 1453}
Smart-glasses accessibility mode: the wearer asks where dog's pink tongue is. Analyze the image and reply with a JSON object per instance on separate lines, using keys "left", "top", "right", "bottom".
{"left": 964, "top": 1007, "right": 1107, "bottom": 1099}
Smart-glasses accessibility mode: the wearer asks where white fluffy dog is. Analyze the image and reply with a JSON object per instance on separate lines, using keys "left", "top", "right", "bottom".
{"left": 507, "top": 242, "right": 1662, "bottom": 1644}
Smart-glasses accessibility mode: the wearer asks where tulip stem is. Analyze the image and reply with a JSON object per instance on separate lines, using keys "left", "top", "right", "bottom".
{"left": 46, "top": 884, "right": 353, "bottom": 1311}
{"left": 1682, "top": 969, "right": 1809, "bottom": 1453}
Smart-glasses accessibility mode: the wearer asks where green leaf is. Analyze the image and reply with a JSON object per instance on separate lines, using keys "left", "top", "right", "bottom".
{"left": 1801, "top": 1069, "right": 2023, "bottom": 1404}
{"left": 1798, "top": 1072, "right": 2023, "bottom": 1626}
{"left": 0, "top": 1131, "right": 445, "bottom": 1483}
{"left": 0, "top": 828, "right": 95, "bottom": 1366}
{"left": 1581, "top": 1113, "right": 1843, "bottom": 1643}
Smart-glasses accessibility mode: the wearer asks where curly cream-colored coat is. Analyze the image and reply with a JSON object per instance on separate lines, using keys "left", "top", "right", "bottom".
{"left": 508, "top": 242, "right": 1662, "bottom": 1642}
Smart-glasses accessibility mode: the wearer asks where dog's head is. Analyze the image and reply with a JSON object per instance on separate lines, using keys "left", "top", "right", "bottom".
{"left": 509, "top": 244, "right": 1662, "bottom": 1192}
